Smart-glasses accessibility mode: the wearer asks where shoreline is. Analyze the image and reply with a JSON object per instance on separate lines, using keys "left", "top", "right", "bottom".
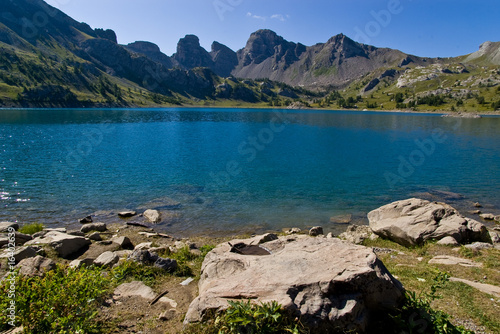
{"left": 1, "top": 105, "right": 500, "bottom": 116}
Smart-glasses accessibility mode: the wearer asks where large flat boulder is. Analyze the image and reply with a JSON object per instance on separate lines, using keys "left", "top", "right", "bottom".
{"left": 25, "top": 231, "right": 91, "bottom": 258}
{"left": 184, "top": 235, "right": 404, "bottom": 332}
{"left": 368, "top": 198, "right": 490, "bottom": 246}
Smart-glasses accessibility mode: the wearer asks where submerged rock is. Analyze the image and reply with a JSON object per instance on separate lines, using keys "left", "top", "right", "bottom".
{"left": 118, "top": 211, "right": 137, "bottom": 218}
{"left": 144, "top": 209, "right": 162, "bottom": 224}
{"left": 79, "top": 215, "right": 93, "bottom": 224}
{"left": 185, "top": 235, "right": 403, "bottom": 332}
{"left": 480, "top": 213, "right": 495, "bottom": 220}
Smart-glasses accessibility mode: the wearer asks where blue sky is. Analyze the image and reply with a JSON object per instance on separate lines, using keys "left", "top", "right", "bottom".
{"left": 44, "top": 0, "right": 499, "bottom": 58}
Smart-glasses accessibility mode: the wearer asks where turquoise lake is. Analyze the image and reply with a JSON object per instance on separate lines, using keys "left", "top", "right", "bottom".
{"left": 0, "top": 108, "right": 499, "bottom": 236}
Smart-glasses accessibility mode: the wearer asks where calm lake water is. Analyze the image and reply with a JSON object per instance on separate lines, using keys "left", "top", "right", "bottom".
{"left": 0, "top": 108, "right": 499, "bottom": 236}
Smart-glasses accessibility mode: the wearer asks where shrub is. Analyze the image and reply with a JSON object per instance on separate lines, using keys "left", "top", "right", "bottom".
{"left": 392, "top": 272, "right": 473, "bottom": 334}
{"left": 215, "top": 300, "right": 306, "bottom": 334}
{"left": 0, "top": 265, "right": 111, "bottom": 333}
{"left": 18, "top": 223, "right": 44, "bottom": 235}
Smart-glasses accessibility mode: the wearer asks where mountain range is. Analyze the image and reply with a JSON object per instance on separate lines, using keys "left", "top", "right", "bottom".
{"left": 0, "top": 0, "right": 499, "bottom": 111}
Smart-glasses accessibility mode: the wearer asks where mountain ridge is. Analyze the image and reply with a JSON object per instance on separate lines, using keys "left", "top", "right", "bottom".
{"left": 0, "top": 0, "right": 499, "bottom": 111}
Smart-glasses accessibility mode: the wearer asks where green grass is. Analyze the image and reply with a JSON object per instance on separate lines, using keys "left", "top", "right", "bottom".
{"left": 18, "top": 223, "right": 44, "bottom": 235}
{"left": 0, "top": 265, "right": 112, "bottom": 333}
{"left": 313, "top": 66, "right": 338, "bottom": 77}
{"left": 365, "top": 238, "right": 500, "bottom": 333}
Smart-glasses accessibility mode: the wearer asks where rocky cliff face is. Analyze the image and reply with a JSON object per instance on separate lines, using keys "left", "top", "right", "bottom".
{"left": 167, "top": 29, "right": 434, "bottom": 89}
{"left": 465, "top": 41, "right": 500, "bottom": 65}
{"left": 232, "top": 30, "right": 418, "bottom": 88}
{"left": 172, "top": 35, "right": 214, "bottom": 70}
{"left": 210, "top": 41, "right": 238, "bottom": 77}
{"left": 125, "top": 41, "right": 175, "bottom": 69}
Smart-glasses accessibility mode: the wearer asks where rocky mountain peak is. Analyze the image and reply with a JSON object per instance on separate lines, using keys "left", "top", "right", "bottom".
{"left": 127, "top": 41, "right": 161, "bottom": 54}
{"left": 238, "top": 29, "right": 301, "bottom": 67}
{"left": 173, "top": 34, "right": 213, "bottom": 69}
{"left": 210, "top": 41, "right": 238, "bottom": 77}
{"left": 125, "top": 41, "right": 174, "bottom": 69}
{"left": 326, "top": 33, "right": 370, "bottom": 59}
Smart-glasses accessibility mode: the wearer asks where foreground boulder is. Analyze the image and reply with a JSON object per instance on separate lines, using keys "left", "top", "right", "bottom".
{"left": 16, "top": 255, "right": 56, "bottom": 277}
{"left": 368, "top": 198, "right": 490, "bottom": 246}
{"left": 185, "top": 235, "right": 404, "bottom": 332}
{"left": 25, "top": 231, "right": 91, "bottom": 258}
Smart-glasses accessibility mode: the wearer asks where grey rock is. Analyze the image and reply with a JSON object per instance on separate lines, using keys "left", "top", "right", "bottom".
{"left": 69, "top": 258, "right": 94, "bottom": 269}
{"left": 16, "top": 255, "right": 56, "bottom": 276}
{"left": 118, "top": 211, "right": 137, "bottom": 218}
{"left": 0, "top": 232, "right": 33, "bottom": 247}
{"left": 428, "top": 255, "right": 482, "bottom": 267}
{"left": 285, "top": 228, "right": 301, "bottom": 235}
{"left": 449, "top": 277, "right": 500, "bottom": 298}
{"left": 159, "top": 309, "right": 177, "bottom": 321}
{"left": 88, "top": 232, "right": 102, "bottom": 241}
{"left": 144, "top": 209, "right": 161, "bottom": 223}
{"left": 134, "top": 242, "right": 153, "bottom": 250}
{"left": 368, "top": 198, "right": 489, "bottom": 247}
{"left": 114, "top": 280, "right": 156, "bottom": 300}
{"left": 309, "top": 226, "right": 324, "bottom": 237}
{"left": 32, "top": 231, "right": 48, "bottom": 238}
{"left": 67, "top": 230, "right": 85, "bottom": 237}
{"left": 495, "top": 215, "right": 500, "bottom": 223}
{"left": 154, "top": 257, "right": 178, "bottom": 272}
{"left": 489, "top": 230, "right": 500, "bottom": 244}
{"left": 114, "top": 250, "right": 133, "bottom": 259}
{"left": 15, "top": 232, "right": 33, "bottom": 245}
{"left": 339, "top": 225, "right": 378, "bottom": 244}
{"left": 94, "top": 251, "right": 119, "bottom": 267}
{"left": 44, "top": 228, "right": 67, "bottom": 233}
{"left": 185, "top": 235, "right": 403, "bottom": 332}
{"left": 0, "top": 222, "right": 19, "bottom": 232}
{"left": 79, "top": 215, "right": 93, "bottom": 224}
{"left": 13, "top": 246, "right": 38, "bottom": 263}
{"left": 128, "top": 249, "right": 158, "bottom": 264}
{"left": 0, "top": 246, "right": 38, "bottom": 263}
{"left": 465, "top": 218, "right": 491, "bottom": 243}
{"left": 465, "top": 242, "right": 493, "bottom": 251}
{"left": 25, "top": 231, "right": 91, "bottom": 258}
{"left": 480, "top": 213, "right": 495, "bottom": 220}
{"left": 114, "top": 281, "right": 178, "bottom": 307}
{"left": 473, "top": 202, "right": 483, "bottom": 208}
{"left": 255, "top": 233, "right": 278, "bottom": 244}
{"left": 80, "top": 223, "right": 107, "bottom": 233}
{"left": 437, "top": 236, "right": 459, "bottom": 246}
{"left": 112, "top": 236, "right": 134, "bottom": 250}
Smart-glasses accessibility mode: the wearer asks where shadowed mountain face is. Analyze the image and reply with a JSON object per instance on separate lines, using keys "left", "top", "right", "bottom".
{"left": 0, "top": 0, "right": 218, "bottom": 99}
{"left": 125, "top": 41, "right": 174, "bottom": 69}
{"left": 0, "top": 0, "right": 499, "bottom": 108}
{"left": 230, "top": 30, "right": 436, "bottom": 88}
{"left": 167, "top": 29, "right": 440, "bottom": 88}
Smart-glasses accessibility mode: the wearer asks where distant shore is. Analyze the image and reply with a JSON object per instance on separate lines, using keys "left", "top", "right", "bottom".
{"left": 2, "top": 104, "right": 500, "bottom": 116}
